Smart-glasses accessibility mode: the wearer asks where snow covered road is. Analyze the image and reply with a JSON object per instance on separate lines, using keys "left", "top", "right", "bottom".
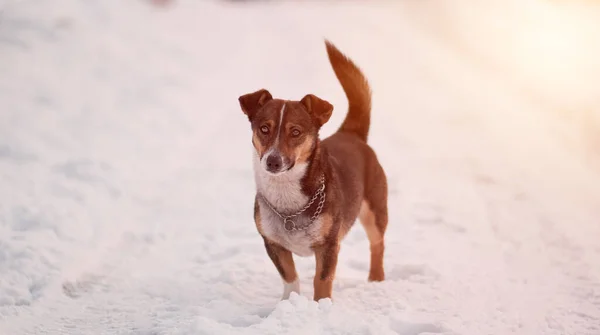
{"left": 1, "top": 0, "right": 600, "bottom": 334}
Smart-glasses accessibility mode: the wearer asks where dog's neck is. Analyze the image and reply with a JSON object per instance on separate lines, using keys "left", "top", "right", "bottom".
{"left": 253, "top": 144, "right": 325, "bottom": 214}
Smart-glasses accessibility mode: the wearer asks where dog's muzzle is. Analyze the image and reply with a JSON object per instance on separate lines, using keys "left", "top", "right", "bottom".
{"left": 263, "top": 151, "right": 293, "bottom": 174}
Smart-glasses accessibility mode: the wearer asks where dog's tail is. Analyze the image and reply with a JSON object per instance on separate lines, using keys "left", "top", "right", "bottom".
{"left": 325, "top": 39, "right": 372, "bottom": 142}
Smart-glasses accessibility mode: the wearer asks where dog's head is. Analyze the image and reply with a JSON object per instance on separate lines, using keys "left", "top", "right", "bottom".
{"left": 239, "top": 89, "right": 333, "bottom": 175}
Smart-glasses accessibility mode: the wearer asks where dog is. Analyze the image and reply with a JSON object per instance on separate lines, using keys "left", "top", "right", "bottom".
{"left": 238, "top": 40, "right": 388, "bottom": 302}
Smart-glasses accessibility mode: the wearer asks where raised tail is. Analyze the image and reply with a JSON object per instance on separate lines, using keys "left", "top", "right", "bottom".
{"left": 325, "top": 39, "right": 372, "bottom": 142}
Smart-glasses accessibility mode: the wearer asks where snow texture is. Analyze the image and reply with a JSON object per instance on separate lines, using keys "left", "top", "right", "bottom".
{"left": 1, "top": 0, "right": 600, "bottom": 334}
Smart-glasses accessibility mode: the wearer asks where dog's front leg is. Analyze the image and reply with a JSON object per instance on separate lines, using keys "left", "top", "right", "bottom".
{"left": 313, "top": 242, "right": 340, "bottom": 301}
{"left": 263, "top": 238, "right": 299, "bottom": 300}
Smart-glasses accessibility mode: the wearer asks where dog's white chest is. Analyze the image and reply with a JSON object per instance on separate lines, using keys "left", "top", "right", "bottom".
{"left": 258, "top": 201, "right": 323, "bottom": 257}
{"left": 253, "top": 153, "right": 322, "bottom": 257}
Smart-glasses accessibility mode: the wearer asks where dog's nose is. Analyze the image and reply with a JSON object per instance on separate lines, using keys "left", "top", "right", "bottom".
{"left": 266, "top": 154, "right": 283, "bottom": 173}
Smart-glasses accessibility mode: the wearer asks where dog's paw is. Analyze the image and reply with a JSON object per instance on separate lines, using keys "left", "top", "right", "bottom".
{"left": 368, "top": 272, "right": 385, "bottom": 282}
{"left": 317, "top": 297, "right": 333, "bottom": 311}
{"left": 281, "top": 278, "right": 300, "bottom": 300}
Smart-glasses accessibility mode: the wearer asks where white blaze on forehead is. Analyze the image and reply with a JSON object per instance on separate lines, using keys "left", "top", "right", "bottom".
{"left": 260, "top": 101, "right": 286, "bottom": 166}
{"left": 274, "top": 102, "right": 286, "bottom": 145}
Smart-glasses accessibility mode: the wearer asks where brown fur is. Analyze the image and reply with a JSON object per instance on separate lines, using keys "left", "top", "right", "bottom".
{"left": 313, "top": 242, "right": 340, "bottom": 300}
{"left": 295, "top": 135, "right": 315, "bottom": 164}
{"left": 252, "top": 133, "right": 266, "bottom": 157}
{"left": 325, "top": 40, "right": 372, "bottom": 142}
{"left": 253, "top": 196, "right": 263, "bottom": 235}
{"left": 263, "top": 238, "right": 298, "bottom": 283}
{"left": 359, "top": 200, "right": 386, "bottom": 281}
{"left": 239, "top": 40, "right": 388, "bottom": 301}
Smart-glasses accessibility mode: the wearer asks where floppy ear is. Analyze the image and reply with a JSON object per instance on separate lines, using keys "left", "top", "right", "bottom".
{"left": 300, "top": 94, "right": 333, "bottom": 127}
{"left": 238, "top": 89, "right": 272, "bottom": 120}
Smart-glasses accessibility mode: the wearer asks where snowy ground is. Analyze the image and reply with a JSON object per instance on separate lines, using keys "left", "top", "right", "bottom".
{"left": 1, "top": 0, "right": 600, "bottom": 334}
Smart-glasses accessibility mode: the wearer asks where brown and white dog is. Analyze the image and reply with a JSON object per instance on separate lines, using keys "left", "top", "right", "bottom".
{"left": 238, "top": 40, "right": 388, "bottom": 302}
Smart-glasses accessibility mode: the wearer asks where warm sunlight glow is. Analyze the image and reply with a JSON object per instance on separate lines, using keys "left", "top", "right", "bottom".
{"left": 513, "top": 1, "right": 598, "bottom": 105}
{"left": 520, "top": 14, "right": 580, "bottom": 78}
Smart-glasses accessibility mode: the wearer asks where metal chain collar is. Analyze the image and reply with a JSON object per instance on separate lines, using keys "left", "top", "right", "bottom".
{"left": 261, "top": 175, "right": 326, "bottom": 231}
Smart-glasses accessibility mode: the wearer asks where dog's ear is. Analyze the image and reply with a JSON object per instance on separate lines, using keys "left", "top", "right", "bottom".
{"left": 239, "top": 89, "right": 273, "bottom": 120}
{"left": 300, "top": 94, "right": 333, "bottom": 127}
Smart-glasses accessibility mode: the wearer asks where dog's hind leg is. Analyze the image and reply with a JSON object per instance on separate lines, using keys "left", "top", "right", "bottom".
{"left": 359, "top": 174, "right": 388, "bottom": 282}
{"left": 359, "top": 200, "right": 387, "bottom": 281}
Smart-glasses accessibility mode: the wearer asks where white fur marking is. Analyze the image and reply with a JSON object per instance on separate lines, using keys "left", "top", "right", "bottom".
{"left": 258, "top": 203, "right": 324, "bottom": 257}
{"left": 275, "top": 102, "right": 286, "bottom": 144}
{"left": 253, "top": 151, "right": 308, "bottom": 212}
{"left": 282, "top": 278, "right": 300, "bottom": 300}
{"left": 253, "top": 150, "right": 323, "bottom": 257}
{"left": 259, "top": 102, "right": 288, "bottom": 173}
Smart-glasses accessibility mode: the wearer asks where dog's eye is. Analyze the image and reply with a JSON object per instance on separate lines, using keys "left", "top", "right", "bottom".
{"left": 260, "top": 125, "right": 269, "bottom": 134}
{"left": 291, "top": 129, "right": 301, "bottom": 137}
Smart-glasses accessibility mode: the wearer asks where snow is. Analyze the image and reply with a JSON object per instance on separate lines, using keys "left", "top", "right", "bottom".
{"left": 1, "top": 0, "right": 600, "bottom": 334}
